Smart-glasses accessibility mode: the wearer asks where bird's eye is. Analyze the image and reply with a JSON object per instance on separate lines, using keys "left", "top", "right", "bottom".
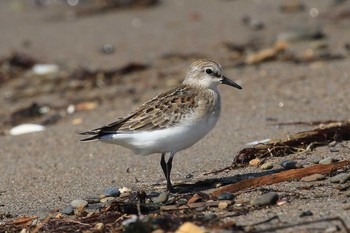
{"left": 205, "top": 68, "right": 213, "bottom": 74}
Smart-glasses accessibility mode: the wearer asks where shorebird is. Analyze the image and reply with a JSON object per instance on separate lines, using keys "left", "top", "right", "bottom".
{"left": 80, "top": 59, "right": 242, "bottom": 192}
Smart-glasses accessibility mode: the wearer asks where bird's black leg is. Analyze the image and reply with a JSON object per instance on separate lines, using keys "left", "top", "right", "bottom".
{"left": 160, "top": 153, "right": 175, "bottom": 192}
{"left": 160, "top": 153, "right": 167, "bottom": 179}
{"left": 166, "top": 155, "right": 174, "bottom": 192}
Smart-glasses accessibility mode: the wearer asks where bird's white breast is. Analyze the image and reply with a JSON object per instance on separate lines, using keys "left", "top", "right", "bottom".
{"left": 99, "top": 108, "right": 220, "bottom": 156}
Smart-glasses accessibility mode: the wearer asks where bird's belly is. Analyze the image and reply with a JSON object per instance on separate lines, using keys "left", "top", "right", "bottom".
{"left": 99, "top": 114, "right": 219, "bottom": 156}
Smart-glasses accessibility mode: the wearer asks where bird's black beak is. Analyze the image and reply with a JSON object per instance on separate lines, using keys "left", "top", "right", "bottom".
{"left": 221, "top": 76, "right": 242, "bottom": 89}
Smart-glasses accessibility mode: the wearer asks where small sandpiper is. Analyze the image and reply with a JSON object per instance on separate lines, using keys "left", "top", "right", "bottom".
{"left": 80, "top": 59, "right": 242, "bottom": 192}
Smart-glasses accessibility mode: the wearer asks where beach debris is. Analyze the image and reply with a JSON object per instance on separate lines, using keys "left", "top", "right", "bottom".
{"left": 9, "top": 124, "right": 45, "bottom": 136}
{"left": 212, "top": 160, "right": 350, "bottom": 197}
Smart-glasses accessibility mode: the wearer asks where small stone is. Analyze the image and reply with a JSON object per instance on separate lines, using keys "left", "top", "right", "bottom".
{"left": 276, "top": 197, "right": 288, "bottom": 206}
{"left": 175, "top": 222, "right": 205, "bottom": 233}
{"left": 330, "top": 148, "right": 339, "bottom": 152}
{"left": 319, "top": 157, "right": 335, "bottom": 165}
{"left": 281, "top": 160, "right": 298, "bottom": 169}
{"left": 70, "top": 199, "right": 88, "bottom": 209}
{"left": 300, "top": 210, "right": 313, "bottom": 217}
{"left": 120, "top": 192, "right": 131, "bottom": 198}
{"left": 328, "top": 141, "right": 337, "bottom": 147}
{"left": 153, "top": 192, "right": 168, "bottom": 204}
{"left": 218, "top": 192, "right": 235, "bottom": 201}
{"left": 100, "top": 197, "right": 116, "bottom": 203}
{"left": 20, "top": 229, "right": 29, "bottom": 233}
{"left": 61, "top": 206, "right": 74, "bottom": 215}
{"left": 342, "top": 203, "right": 350, "bottom": 210}
{"left": 86, "top": 203, "right": 103, "bottom": 210}
{"left": 177, "top": 198, "right": 188, "bottom": 205}
{"left": 101, "top": 44, "right": 115, "bottom": 54}
{"left": 104, "top": 187, "right": 120, "bottom": 197}
{"left": 93, "top": 222, "right": 105, "bottom": 232}
{"left": 250, "top": 192, "right": 278, "bottom": 206}
{"left": 249, "top": 158, "right": 261, "bottom": 166}
{"left": 330, "top": 173, "right": 350, "bottom": 183}
{"left": 301, "top": 174, "right": 325, "bottom": 182}
{"left": 203, "top": 213, "right": 217, "bottom": 221}
{"left": 196, "top": 206, "right": 207, "bottom": 211}
{"left": 260, "top": 162, "right": 273, "bottom": 170}
{"left": 215, "top": 182, "right": 223, "bottom": 188}
{"left": 218, "top": 201, "right": 229, "bottom": 209}
{"left": 119, "top": 187, "right": 132, "bottom": 194}
{"left": 86, "top": 197, "right": 100, "bottom": 204}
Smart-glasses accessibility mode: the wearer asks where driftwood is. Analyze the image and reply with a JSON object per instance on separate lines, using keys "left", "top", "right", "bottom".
{"left": 234, "top": 120, "right": 350, "bottom": 164}
{"left": 160, "top": 200, "right": 232, "bottom": 212}
{"left": 212, "top": 160, "right": 350, "bottom": 197}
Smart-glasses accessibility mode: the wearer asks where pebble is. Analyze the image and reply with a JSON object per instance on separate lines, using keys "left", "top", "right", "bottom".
{"left": 104, "top": 187, "right": 120, "bottom": 197}
{"left": 101, "top": 44, "right": 115, "bottom": 54}
{"left": 153, "top": 192, "right": 168, "bottom": 204}
{"left": 276, "top": 197, "right": 288, "bottom": 206}
{"left": 250, "top": 192, "right": 278, "bottom": 206}
{"left": 249, "top": 158, "right": 261, "bottom": 166}
{"left": 218, "top": 192, "right": 235, "bottom": 201}
{"left": 319, "top": 157, "right": 335, "bottom": 165}
{"left": 260, "top": 162, "right": 273, "bottom": 170}
{"left": 330, "top": 148, "right": 339, "bottom": 153}
{"left": 175, "top": 222, "right": 205, "bottom": 233}
{"left": 218, "top": 201, "right": 229, "bottom": 209}
{"left": 328, "top": 141, "right": 337, "bottom": 147}
{"left": 70, "top": 199, "right": 88, "bottom": 209}
{"left": 86, "top": 197, "right": 100, "bottom": 204}
{"left": 301, "top": 174, "right": 325, "bottom": 182}
{"left": 100, "top": 197, "right": 116, "bottom": 203}
{"left": 61, "top": 206, "right": 74, "bottom": 215}
{"left": 119, "top": 187, "right": 132, "bottom": 194}
{"left": 93, "top": 222, "right": 105, "bottom": 232}
{"left": 330, "top": 173, "right": 350, "bottom": 184}
{"left": 300, "top": 210, "right": 313, "bottom": 217}
{"left": 203, "top": 213, "right": 217, "bottom": 221}
{"left": 177, "top": 198, "right": 188, "bottom": 205}
{"left": 196, "top": 206, "right": 207, "bottom": 212}
{"left": 342, "top": 203, "right": 350, "bottom": 210}
{"left": 281, "top": 160, "right": 299, "bottom": 170}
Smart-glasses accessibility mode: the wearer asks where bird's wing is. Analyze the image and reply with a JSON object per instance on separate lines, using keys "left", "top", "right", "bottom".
{"left": 80, "top": 85, "right": 199, "bottom": 140}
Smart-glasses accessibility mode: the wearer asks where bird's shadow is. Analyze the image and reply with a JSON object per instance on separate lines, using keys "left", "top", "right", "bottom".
{"left": 172, "top": 168, "right": 285, "bottom": 194}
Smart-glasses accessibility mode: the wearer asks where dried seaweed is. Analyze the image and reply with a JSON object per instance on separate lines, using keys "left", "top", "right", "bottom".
{"left": 234, "top": 120, "right": 350, "bottom": 164}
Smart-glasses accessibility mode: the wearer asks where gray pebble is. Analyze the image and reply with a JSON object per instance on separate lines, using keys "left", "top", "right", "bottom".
{"left": 330, "top": 148, "right": 339, "bottom": 152}
{"left": 204, "top": 213, "right": 217, "bottom": 221}
{"left": 218, "top": 192, "right": 235, "bottom": 201}
{"left": 70, "top": 199, "right": 88, "bottom": 209}
{"left": 196, "top": 206, "right": 207, "bottom": 211}
{"left": 300, "top": 210, "right": 313, "bottom": 217}
{"left": 86, "top": 197, "right": 100, "bottom": 204}
{"left": 101, "top": 44, "right": 115, "bottom": 54}
{"left": 177, "top": 198, "right": 187, "bottom": 205}
{"left": 260, "top": 162, "right": 273, "bottom": 170}
{"left": 104, "top": 187, "right": 120, "bottom": 197}
{"left": 100, "top": 197, "right": 116, "bottom": 203}
{"left": 281, "top": 160, "right": 298, "bottom": 170}
{"left": 301, "top": 174, "right": 325, "bottom": 182}
{"left": 86, "top": 203, "right": 103, "bottom": 210}
{"left": 61, "top": 206, "right": 74, "bottom": 215}
{"left": 319, "top": 157, "right": 335, "bottom": 165}
{"left": 330, "top": 173, "right": 350, "bottom": 184}
{"left": 250, "top": 192, "right": 278, "bottom": 206}
{"left": 153, "top": 192, "right": 168, "bottom": 204}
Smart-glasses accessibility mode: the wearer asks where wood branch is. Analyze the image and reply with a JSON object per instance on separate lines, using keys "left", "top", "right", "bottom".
{"left": 212, "top": 160, "right": 350, "bottom": 197}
